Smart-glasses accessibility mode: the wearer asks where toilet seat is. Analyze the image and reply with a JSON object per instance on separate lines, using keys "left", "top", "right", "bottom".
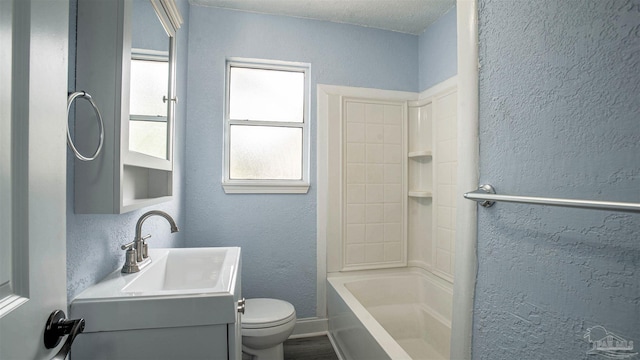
{"left": 242, "top": 298, "right": 296, "bottom": 329}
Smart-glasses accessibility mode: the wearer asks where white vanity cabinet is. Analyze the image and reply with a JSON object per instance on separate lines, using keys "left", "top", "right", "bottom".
{"left": 74, "top": 0, "right": 182, "bottom": 214}
{"left": 69, "top": 247, "right": 243, "bottom": 360}
{"left": 71, "top": 293, "right": 242, "bottom": 360}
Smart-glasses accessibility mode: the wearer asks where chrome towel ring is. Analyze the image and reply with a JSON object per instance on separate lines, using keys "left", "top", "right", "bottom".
{"left": 67, "top": 91, "right": 104, "bottom": 161}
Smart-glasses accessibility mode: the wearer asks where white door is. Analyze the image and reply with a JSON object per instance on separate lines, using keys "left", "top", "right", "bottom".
{"left": 0, "top": 0, "right": 70, "bottom": 359}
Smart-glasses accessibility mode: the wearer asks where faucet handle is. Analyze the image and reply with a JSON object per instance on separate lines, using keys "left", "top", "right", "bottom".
{"left": 120, "top": 241, "right": 135, "bottom": 251}
{"left": 121, "top": 234, "right": 150, "bottom": 251}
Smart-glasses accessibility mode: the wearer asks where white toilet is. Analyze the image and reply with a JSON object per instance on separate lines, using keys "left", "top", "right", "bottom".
{"left": 241, "top": 298, "right": 296, "bottom": 360}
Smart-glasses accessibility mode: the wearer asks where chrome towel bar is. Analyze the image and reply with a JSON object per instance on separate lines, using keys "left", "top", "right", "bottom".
{"left": 464, "top": 184, "right": 640, "bottom": 213}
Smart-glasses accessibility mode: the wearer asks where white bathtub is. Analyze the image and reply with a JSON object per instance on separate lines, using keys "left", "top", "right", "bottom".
{"left": 327, "top": 268, "right": 453, "bottom": 360}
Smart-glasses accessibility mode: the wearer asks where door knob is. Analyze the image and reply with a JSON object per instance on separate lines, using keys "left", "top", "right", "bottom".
{"left": 44, "top": 310, "right": 85, "bottom": 360}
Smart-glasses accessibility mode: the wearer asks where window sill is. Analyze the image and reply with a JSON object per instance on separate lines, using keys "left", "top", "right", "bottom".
{"left": 222, "top": 182, "right": 310, "bottom": 194}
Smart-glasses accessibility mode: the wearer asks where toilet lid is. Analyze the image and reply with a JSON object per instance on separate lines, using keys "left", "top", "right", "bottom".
{"left": 242, "top": 298, "right": 296, "bottom": 329}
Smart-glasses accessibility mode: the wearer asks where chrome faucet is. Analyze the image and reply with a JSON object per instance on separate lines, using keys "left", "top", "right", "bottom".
{"left": 121, "top": 210, "right": 179, "bottom": 273}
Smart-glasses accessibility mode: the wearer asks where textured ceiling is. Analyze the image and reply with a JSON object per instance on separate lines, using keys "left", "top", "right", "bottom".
{"left": 188, "top": 0, "right": 455, "bottom": 35}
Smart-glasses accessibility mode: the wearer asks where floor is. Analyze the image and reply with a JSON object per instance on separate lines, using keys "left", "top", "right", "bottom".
{"left": 284, "top": 336, "right": 339, "bottom": 360}
{"left": 242, "top": 335, "right": 339, "bottom": 360}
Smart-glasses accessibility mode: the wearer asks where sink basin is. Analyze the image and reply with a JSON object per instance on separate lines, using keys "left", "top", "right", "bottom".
{"left": 124, "top": 248, "right": 232, "bottom": 294}
{"left": 70, "top": 247, "right": 241, "bottom": 333}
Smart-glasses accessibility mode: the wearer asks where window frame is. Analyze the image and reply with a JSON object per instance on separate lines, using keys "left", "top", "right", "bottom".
{"left": 222, "top": 58, "right": 310, "bottom": 194}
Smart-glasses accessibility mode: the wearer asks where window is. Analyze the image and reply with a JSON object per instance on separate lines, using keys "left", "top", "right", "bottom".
{"left": 223, "top": 59, "right": 310, "bottom": 193}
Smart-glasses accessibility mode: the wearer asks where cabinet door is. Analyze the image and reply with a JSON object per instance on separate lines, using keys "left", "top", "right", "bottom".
{"left": 75, "top": 0, "right": 181, "bottom": 214}
{"left": 72, "top": 326, "right": 228, "bottom": 359}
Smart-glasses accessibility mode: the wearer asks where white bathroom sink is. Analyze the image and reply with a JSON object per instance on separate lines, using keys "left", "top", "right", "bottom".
{"left": 123, "top": 248, "right": 232, "bottom": 294}
{"left": 70, "top": 247, "right": 241, "bottom": 333}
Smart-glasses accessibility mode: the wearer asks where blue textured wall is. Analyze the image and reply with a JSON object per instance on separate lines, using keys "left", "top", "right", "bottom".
{"left": 475, "top": 0, "right": 640, "bottom": 358}
{"left": 66, "top": 0, "right": 189, "bottom": 302}
{"left": 418, "top": 5, "right": 457, "bottom": 91}
{"left": 184, "top": 6, "right": 418, "bottom": 318}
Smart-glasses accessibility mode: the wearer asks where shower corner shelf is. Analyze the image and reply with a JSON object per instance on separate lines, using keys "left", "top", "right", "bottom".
{"left": 408, "top": 191, "right": 432, "bottom": 198}
{"left": 408, "top": 150, "right": 432, "bottom": 158}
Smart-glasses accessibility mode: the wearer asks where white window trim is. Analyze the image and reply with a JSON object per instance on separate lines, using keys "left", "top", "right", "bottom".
{"left": 222, "top": 58, "right": 310, "bottom": 194}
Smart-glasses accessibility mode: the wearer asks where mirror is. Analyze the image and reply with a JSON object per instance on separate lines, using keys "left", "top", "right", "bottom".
{"left": 129, "top": 0, "right": 173, "bottom": 160}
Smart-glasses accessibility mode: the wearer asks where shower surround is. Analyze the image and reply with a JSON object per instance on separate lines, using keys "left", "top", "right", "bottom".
{"left": 319, "top": 77, "right": 458, "bottom": 358}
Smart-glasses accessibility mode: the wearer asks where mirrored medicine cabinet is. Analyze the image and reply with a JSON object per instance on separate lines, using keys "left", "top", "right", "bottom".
{"left": 74, "top": 0, "right": 182, "bottom": 214}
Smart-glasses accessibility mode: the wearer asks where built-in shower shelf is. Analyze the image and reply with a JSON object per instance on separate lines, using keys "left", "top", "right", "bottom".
{"left": 408, "top": 150, "right": 432, "bottom": 158}
{"left": 408, "top": 191, "right": 432, "bottom": 198}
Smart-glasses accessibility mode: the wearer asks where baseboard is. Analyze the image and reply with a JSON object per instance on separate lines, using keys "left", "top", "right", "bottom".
{"left": 289, "top": 317, "right": 328, "bottom": 339}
